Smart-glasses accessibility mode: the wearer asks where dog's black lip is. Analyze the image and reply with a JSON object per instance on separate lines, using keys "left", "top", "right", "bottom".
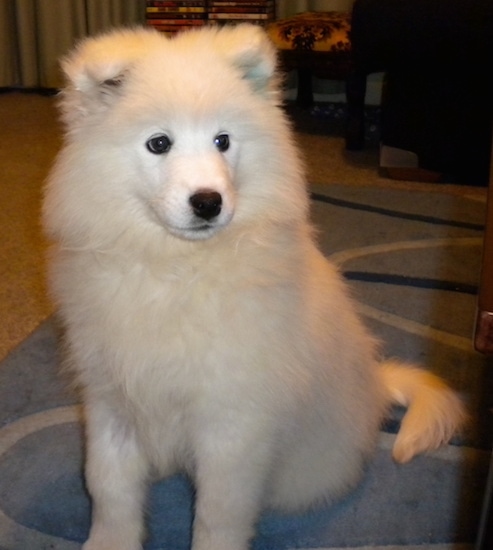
{"left": 168, "top": 223, "right": 212, "bottom": 232}
{"left": 167, "top": 223, "right": 216, "bottom": 235}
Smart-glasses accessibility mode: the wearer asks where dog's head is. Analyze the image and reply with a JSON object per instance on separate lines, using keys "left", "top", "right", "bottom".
{"left": 45, "top": 25, "right": 307, "bottom": 247}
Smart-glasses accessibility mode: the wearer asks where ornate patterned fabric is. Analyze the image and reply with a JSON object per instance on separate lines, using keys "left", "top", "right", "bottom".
{"left": 266, "top": 11, "right": 351, "bottom": 53}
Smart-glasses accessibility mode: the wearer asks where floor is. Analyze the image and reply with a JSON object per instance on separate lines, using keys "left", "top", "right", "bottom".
{"left": 0, "top": 91, "right": 487, "bottom": 361}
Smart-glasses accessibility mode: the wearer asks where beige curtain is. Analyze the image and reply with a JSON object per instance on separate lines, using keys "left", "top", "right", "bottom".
{"left": 0, "top": 1, "right": 353, "bottom": 88}
{"left": 0, "top": 0, "right": 145, "bottom": 89}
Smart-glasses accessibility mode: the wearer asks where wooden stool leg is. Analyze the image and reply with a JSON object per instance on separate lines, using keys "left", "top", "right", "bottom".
{"left": 345, "top": 69, "right": 367, "bottom": 150}
{"left": 296, "top": 68, "right": 314, "bottom": 107}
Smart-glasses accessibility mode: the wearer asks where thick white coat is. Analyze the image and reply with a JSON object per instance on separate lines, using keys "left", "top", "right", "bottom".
{"left": 43, "top": 25, "right": 465, "bottom": 550}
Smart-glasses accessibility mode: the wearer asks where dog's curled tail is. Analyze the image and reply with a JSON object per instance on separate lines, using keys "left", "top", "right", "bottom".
{"left": 379, "top": 360, "right": 467, "bottom": 464}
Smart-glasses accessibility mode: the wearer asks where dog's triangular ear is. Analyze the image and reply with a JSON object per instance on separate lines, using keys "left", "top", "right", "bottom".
{"left": 215, "top": 24, "right": 279, "bottom": 95}
{"left": 59, "top": 28, "right": 165, "bottom": 127}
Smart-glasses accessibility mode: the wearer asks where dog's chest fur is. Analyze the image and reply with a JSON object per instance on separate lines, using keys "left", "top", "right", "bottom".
{"left": 60, "top": 235, "right": 305, "bottom": 437}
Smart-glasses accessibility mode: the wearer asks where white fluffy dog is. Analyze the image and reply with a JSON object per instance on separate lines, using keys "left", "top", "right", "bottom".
{"left": 43, "top": 25, "right": 465, "bottom": 550}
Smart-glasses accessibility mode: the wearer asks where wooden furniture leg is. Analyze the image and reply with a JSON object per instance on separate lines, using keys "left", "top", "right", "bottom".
{"left": 474, "top": 135, "right": 493, "bottom": 355}
{"left": 474, "top": 131, "right": 492, "bottom": 550}
{"left": 296, "top": 67, "right": 314, "bottom": 107}
{"left": 345, "top": 68, "right": 367, "bottom": 150}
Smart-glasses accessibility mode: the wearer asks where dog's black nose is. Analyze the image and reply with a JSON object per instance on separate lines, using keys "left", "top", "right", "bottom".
{"left": 189, "top": 191, "right": 222, "bottom": 221}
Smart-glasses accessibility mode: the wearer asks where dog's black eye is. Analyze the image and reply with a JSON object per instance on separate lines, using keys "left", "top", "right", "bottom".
{"left": 214, "top": 133, "right": 230, "bottom": 152}
{"left": 146, "top": 134, "right": 172, "bottom": 155}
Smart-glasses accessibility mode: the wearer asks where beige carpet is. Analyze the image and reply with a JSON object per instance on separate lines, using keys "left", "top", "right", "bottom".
{"left": 0, "top": 91, "right": 486, "bottom": 360}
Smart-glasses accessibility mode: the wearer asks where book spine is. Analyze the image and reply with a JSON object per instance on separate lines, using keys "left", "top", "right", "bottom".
{"left": 147, "top": 7, "right": 206, "bottom": 13}
{"left": 208, "top": 7, "right": 273, "bottom": 14}
{"left": 209, "top": 1, "right": 273, "bottom": 5}
{"left": 148, "top": 19, "right": 206, "bottom": 25}
{"left": 148, "top": 24, "right": 206, "bottom": 32}
{"left": 208, "top": 12, "right": 273, "bottom": 19}
{"left": 147, "top": 14, "right": 207, "bottom": 20}
{"left": 147, "top": 1, "right": 206, "bottom": 6}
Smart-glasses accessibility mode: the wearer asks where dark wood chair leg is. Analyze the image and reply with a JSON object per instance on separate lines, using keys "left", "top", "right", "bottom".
{"left": 296, "top": 67, "right": 314, "bottom": 107}
{"left": 345, "top": 68, "right": 367, "bottom": 150}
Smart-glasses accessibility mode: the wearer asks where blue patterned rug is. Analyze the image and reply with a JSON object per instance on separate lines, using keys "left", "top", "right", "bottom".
{"left": 311, "top": 102, "right": 381, "bottom": 146}
{"left": 0, "top": 183, "right": 491, "bottom": 550}
{"left": 286, "top": 102, "right": 382, "bottom": 147}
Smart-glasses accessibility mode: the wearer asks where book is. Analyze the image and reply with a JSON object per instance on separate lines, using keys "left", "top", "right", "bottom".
{"left": 147, "top": 1, "right": 206, "bottom": 6}
{"left": 147, "top": 15, "right": 207, "bottom": 22}
{"left": 148, "top": 19, "right": 205, "bottom": 25}
{"left": 208, "top": 7, "right": 273, "bottom": 14}
{"left": 148, "top": 22, "right": 206, "bottom": 32}
{"left": 147, "top": 7, "right": 206, "bottom": 13}
{"left": 208, "top": 13, "right": 274, "bottom": 20}
{"left": 209, "top": 1, "right": 273, "bottom": 5}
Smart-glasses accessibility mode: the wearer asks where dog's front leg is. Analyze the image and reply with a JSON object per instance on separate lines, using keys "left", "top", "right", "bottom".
{"left": 82, "top": 399, "right": 149, "bottom": 550}
{"left": 191, "top": 423, "right": 273, "bottom": 550}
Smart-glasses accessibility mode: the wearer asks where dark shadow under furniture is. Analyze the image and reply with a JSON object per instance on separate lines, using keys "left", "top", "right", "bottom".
{"left": 348, "top": 0, "right": 493, "bottom": 185}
